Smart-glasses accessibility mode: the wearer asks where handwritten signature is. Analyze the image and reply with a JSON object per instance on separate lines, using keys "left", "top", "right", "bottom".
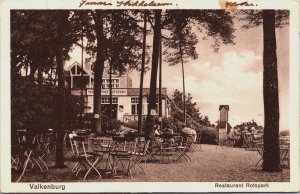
{"left": 225, "top": 1, "right": 257, "bottom": 7}
{"left": 79, "top": 0, "right": 173, "bottom": 7}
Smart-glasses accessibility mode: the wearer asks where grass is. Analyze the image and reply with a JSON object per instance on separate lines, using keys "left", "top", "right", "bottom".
{"left": 12, "top": 144, "right": 289, "bottom": 182}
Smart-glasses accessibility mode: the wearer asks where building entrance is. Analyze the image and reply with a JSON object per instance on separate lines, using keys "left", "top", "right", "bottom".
{"left": 101, "top": 104, "right": 118, "bottom": 119}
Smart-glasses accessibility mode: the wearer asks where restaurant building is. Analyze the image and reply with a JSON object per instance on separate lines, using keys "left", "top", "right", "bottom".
{"left": 66, "top": 61, "right": 171, "bottom": 123}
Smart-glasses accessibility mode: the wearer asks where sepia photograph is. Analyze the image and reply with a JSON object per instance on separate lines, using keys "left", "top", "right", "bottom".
{"left": 1, "top": 0, "right": 299, "bottom": 193}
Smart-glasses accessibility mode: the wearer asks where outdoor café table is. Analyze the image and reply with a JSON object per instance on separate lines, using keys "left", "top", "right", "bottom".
{"left": 13, "top": 130, "right": 48, "bottom": 182}
{"left": 152, "top": 134, "right": 183, "bottom": 164}
{"left": 242, "top": 132, "right": 254, "bottom": 149}
{"left": 279, "top": 137, "right": 290, "bottom": 167}
{"left": 90, "top": 136, "right": 115, "bottom": 172}
{"left": 254, "top": 139, "right": 290, "bottom": 167}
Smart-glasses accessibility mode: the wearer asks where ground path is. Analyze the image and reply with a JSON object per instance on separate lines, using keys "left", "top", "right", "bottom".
{"left": 13, "top": 144, "right": 289, "bottom": 182}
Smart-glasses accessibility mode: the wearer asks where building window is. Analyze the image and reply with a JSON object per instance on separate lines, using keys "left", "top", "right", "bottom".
{"left": 131, "top": 97, "right": 139, "bottom": 103}
{"left": 131, "top": 97, "right": 139, "bottom": 114}
{"left": 101, "top": 97, "right": 118, "bottom": 104}
{"left": 101, "top": 79, "right": 120, "bottom": 88}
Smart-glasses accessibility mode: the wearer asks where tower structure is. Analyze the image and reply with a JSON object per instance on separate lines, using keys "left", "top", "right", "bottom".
{"left": 216, "top": 105, "right": 232, "bottom": 143}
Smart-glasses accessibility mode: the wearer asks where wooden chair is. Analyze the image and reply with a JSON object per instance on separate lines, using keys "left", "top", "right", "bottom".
{"left": 194, "top": 132, "right": 202, "bottom": 151}
{"left": 72, "top": 135, "right": 102, "bottom": 180}
{"left": 129, "top": 139, "right": 151, "bottom": 175}
{"left": 279, "top": 137, "right": 290, "bottom": 168}
{"left": 110, "top": 138, "right": 137, "bottom": 178}
{"left": 14, "top": 130, "right": 48, "bottom": 182}
{"left": 255, "top": 142, "right": 264, "bottom": 166}
{"left": 176, "top": 136, "right": 193, "bottom": 162}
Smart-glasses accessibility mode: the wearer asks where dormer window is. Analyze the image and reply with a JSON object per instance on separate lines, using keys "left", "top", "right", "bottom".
{"left": 101, "top": 79, "right": 120, "bottom": 88}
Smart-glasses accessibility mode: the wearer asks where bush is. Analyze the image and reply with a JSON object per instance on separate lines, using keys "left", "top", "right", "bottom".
{"left": 200, "top": 127, "right": 217, "bottom": 144}
{"left": 80, "top": 113, "right": 121, "bottom": 133}
{"left": 122, "top": 121, "right": 139, "bottom": 130}
{"left": 280, "top": 130, "right": 290, "bottom": 136}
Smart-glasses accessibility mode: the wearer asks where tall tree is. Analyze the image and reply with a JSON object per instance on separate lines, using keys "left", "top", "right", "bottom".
{"left": 138, "top": 10, "right": 148, "bottom": 135}
{"left": 144, "top": 10, "right": 235, "bottom": 138}
{"left": 79, "top": 10, "right": 143, "bottom": 133}
{"left": 92, "top": 10, "right": 106, "bottom": 134}
{"left": 164, "top": 11, "right": 199, "bottom": 125}
{"left": 163, "top": 10, "right": 235, "bottom": 126}
{"left": 238, "top": 10, "right": 289, "bottom": 171}
{"left": 262, "top": 10, "right": 281, "bottom": 171}
{"left": 11, "top": 10, "right": 81, "bottom": 166}
{"left": 144, "top": 10, "right": 162, "bottom": 140}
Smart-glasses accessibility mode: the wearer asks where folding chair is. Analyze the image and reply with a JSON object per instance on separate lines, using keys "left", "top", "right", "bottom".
{"left": 194, "top": 133, "right": 202, "bottom": 151}
{"left": 176, "top": 136, "right": 192, "bottom": 162}
{"left": 129, "top": 139, "right": 151, "bottom": 174}
{"left": 279, "top": 137, "right": 290, "bottom": 168}
{"left": 72, "top": 135, "right": 102, "bottom": 180}
{"left": 15, "top": 134, "right": 49, "bottom": 182}
{"left": 110, "top": 138, "right": 137, "bottom": 178}
{"left": 255, "top": 142, "right": 264, "bottom": 166}
{"left": 90, "top": 137, "right": 116, "bottom": 172}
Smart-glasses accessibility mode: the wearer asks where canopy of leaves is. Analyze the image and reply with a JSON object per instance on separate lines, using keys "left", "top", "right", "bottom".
{"left": 162, "top": 10, "right": 236, "bottom": 67}
{"left": 236, "top": 10, "right": 289, "bottom": 29}
{"left": 75, "top": 10, "right": 147, "bottom": 76}
{"left": 171, "top": 89, "right": 210, "bottom": 127}
{"left": 11, "top": 10, "right": 80, "bottom": 77}
{"left": 163, "top": 11, "right": 199, "bottom": 66}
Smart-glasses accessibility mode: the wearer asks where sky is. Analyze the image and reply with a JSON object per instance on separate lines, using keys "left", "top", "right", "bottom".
{"left": 67, "top": 16, "right": 289, "bottom": 130}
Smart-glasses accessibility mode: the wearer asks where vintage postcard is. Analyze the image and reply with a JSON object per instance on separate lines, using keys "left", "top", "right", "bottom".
{"left": 0, "top": 0, "right": 299, "bottom": 192}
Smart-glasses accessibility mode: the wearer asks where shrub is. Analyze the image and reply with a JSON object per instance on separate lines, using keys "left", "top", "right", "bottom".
{"left": 80, "top": 113, "right": 121, "bottom": 133}
{"left": 280, "top": 130, "right": 290, "bottom": 136}
{"left": 122, "top": 121, "right": 139, "bottom": 130}
{"left": 200, "top": 127, "right": 218, "bottom": 144}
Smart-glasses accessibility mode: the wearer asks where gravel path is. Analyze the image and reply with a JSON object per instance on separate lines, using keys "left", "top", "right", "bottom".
{"left": 14, "top": 144, "right": 289, "bottom": 182}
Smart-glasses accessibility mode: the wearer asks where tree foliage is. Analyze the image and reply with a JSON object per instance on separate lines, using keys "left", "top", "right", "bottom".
{"left": 237, "top": 9, "right": 289, "bottom": 172}
{"left": 170, "top": 90, "right": 210, "bottom": 127}
{"left": 237, "top": 10, "right": 289, "bottom": 29}
{"left": 11, "top": 10, "right": 79, "bottom": 80}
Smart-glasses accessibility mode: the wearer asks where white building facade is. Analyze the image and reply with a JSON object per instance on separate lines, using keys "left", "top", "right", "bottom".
{"left": 66, "top": 62, "right": 171, "bottom": 123}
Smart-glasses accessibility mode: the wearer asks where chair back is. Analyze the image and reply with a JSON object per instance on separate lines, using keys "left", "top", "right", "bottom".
{"left": 69, "top": 133, "right": 77, "bottom": 155}
{"left": 124, "top": 138, "right": 138, "bottom": 153}
{"left": 72, "top": 135, "right": 88, "bottom": 157}
{"left": 195, "top": 133, "right": 202, "bottom": 144}
{"left": 90, "top": 137, "right": 115, "bottom": 154}
{"left": 182, "top": 135, "right": 193, "bottom": 146}
{"left": 173, "top": 136, "right": 183, "bottom": 146}
{"left": 135, "top": 139, "right": 150, "bottom": 155}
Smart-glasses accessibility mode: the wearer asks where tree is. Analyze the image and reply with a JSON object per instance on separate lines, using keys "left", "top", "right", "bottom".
{"left": 72, "top": 10, "right": 146, "bottom": 135}
{"left": 144, "top": 10, "right": 162, "bottom": 140}
{"left": 91, "top": 10, "right": 106, "bottom": 134}
{"left": 11, "top": 10, "right": 81, "bottom": 167}
{"left": 163, "top": 11, "right": 199, "bottom": 125}
{"left": 238, "top": 10, "right": 289, "bottom": 172}
{"left": 144, "top": 10, "right": 235, "bottom": 139}
{"left": 171, "top": 90, "right": 210, "bottom": 127}
{"left": 262, "top": 10, "right": 281, "bottom": 171}
{"left": 138, "top": 10, "right": 148, "bottom": 135}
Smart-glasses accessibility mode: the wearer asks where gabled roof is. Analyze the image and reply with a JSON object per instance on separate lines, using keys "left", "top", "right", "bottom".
{"left": 66, "top": 61, "right": 94, "bottom": 79}
{"left": 219, "top": 105, "right": 229, "bottom": 110}
{"left": 216, "top": 121, "right": 232, "bottom": 130}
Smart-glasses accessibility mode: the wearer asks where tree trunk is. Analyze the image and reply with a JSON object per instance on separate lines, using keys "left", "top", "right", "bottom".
{"left": 145, "top": 10, "right": 161, "bottom": 140}
{"left": 80, "top": 31, "right": 84, "bottom": 128}
{"left": 109, "top": 50, "right": 113, "bottom": 132}
{"left": 138, "top": 11, "right": 148, "bottom": 135}
{"left": 93, "top": 10, "right": 105, "bottom": 134}
{"left": 262, "top": 10, "right": 281, "bottom": 172}
{"left": 55, "top": 42, "right": 65, "bottom": 168}
{"left": 159, "top": 37, "right": 162, "bottom": 120}
{"left": 179, "top": 45, "right": 186, "bottom": 125}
